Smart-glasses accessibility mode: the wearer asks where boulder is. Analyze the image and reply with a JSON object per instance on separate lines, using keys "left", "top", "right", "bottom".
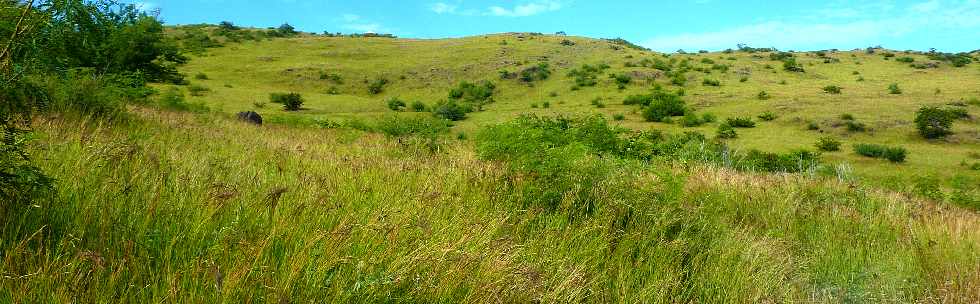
{"left": 236, "top": 111, "right": 263, "bottom": 125}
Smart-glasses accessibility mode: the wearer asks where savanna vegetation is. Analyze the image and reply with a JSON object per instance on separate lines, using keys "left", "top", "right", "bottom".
{"left": 1, "top": 1, "right": 979, "bottom": 302}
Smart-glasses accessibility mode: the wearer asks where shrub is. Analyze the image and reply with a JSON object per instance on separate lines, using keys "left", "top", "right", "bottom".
{"left": 670, "top": 73, "right": 687, "bottom": 86}
{"left": 591, "top": 98, "right": 606, "bottom": 108}
{"left": 194, "top": 73, "right": 209, "bottom": 80}
{"left": 387, "top": 97, "right": 407, "bottom": 111}
{"left": 641, "top": 92, "right": 687, "bottom": 122}
{"left": 566, "top": 64, "right": 609, "bottom": 88}
{"left": 725, "top": 117, "right": 756, "bottom": 128}
{"left": 187, "top": 85, "right": 210, "bottom": 96}
{"left": 758, "top": 112, "right": 777, "bottom": 121}
{"left": 270, "top": 92, "right": 303, "bottom": 111}
{"left": 613, "top": 113, "right": 625, "bottom": 121}
{"left": 716, "top": 124, "right": 738, "bottom": 139}
{"left": 701, "top": 113, "right": 717, "bottom": 123}
{"left": 783, "top": 58, "right": 805, "bottom": 72}
{"left": 449, "top": 81, "right": 496, "bottom": 105}
{"left": 158, "top": 87, "right": 206, "bottom": 112}
{"left": 519, "top": 63, "right": 551, "bottom": 83}
{"left": 840, "top": 113, "right": 855, "bottom": 120}
{"left": 815, "top": 137, "right": 841, "bottom": 152}
{"left": 702, "top": 78, "right": 721, "bottom": 86}
{"left": 822, "top": 85, "right": 842, "bottom": 94}
{"left": 914, "top": 106, "right": 954, "bottom": 139}
{"left": 610, "top": 73, "right": 632, "bottom": 88}
{"left": 410, "top": 101, "right": 428, "bottom": 112}
{"left": 679, "top": 112, "right": 704, "bottom": 127}
{"left": 368, "top": 77, "right": 389, "bottom": 94}
{"left": 845, "top": 121, "right": 867, "bottom": 132}
{"left": 757, "top": 91, "right": 771, "bottom": 100}
{"left": 888, "top": 83, "right": 902, "bottom": 94}
{"left": 741, "top": 150, "right": 820, "bottom": 173}
{"left": 854, "top": 143, "right": 907, "bottom": 163}
{"left": 432, "top": 100, "right": 467, "bottom": 121}
{"left": 896, "top": 57, "right": 915, "bottom": 63}
{"left": 542, "top": 101, "right": 550, "bottom": 108}
{"left": 376, "top": 115, "right": 450, "bottom": 138}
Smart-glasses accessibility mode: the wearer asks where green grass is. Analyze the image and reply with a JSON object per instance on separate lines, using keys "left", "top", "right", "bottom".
{"left": 2, "top": 109, "right": 977, "bottom": 302}
{"left": 170, "top": 33, "right": 979, "bottom": 188}
{"left": 3, "top": 30, "right": 980, "bottom": 302}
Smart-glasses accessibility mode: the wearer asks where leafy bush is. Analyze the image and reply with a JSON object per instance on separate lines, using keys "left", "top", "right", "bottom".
{"left": 840, "top": 113, "right": 855, "bottom": 121}
{"left": 449, "top": 81, "right": 495, "bottom": 105}
{"left": 888, "top": 83, "right": 902, "bottom": 94}
{"left": 914, "top": 106, "right": 954, "bottom": 139}
{"left": 641, "top": 92, "right": 687, "bottom": 122}
{"left": 432, "top": 100, "right": 468, "bottom": 121}
{"left": 701, "top": 113, "right": 717, "bottom": 123}
{"left": 815, "top": 137, "right": 841, "bottom": 152}
{"left": 782, "top": 58, "right": 805, "bottom": 72}
{"left": 566, "top": 64, "right": 609, "bottom": 88}
{"left": 158, "top": 87, "right": 207, "bottom": 112}
{"left": 670, "top": 73, "right": 687, "bottom": 86}
{"left": 613, "top": 113, "right": 625, "bottom": 121}
{"left": 376, "top": 115, "right": 450, "bottom": 138}
{"left": 0, "top": 125, "right": 54, "bottom": 206}
{"left": 757, "top": 112, "right": 777, "bottom": 121}
{"left": 725, "top": 117, "right": 756, "bottom": 128}
{"left": 270, "top": 92, "right": 303, "bottom": 111}
{"left": 194, "top": 73, "right": 209, "bottom": 80}
{"left": 387, "top": 97, "right": 407, "bottom": 111}
{"left": 702, "top": 78, "right": 721, "bottom": 86}
{"left": 368, "top": 77, "right": 389, "bottom": 94}
{"left": 896, "top": 57, "right": 915, "bottom": 63}
{"left": 716, "top": 124, "right": 738, "bottom": 139}
{"left": 187, "top": 84, "right": 210, "bottom": 96}
{"left": 757, "top": 91, "right": 771, "bottom": 100}
{"left": 740, "top": 150, "right": 820, "bottom": 173}
{"left": 679, "top": 112, "right": 704, "bottom": 127}
{"left": 845, "top": 121, "right": 867, "bottom": 132}
{"left": 519, "top": 63, "right": 551, "bottom": 83}
{"left": 410, "top": 101, "right": 428, "bottom": 112}
{"left": 609, "top": 73, "right": 631, "bottom": 89}
{"left": 854, "top": 143, "right": 907, "bottom": 163}
{"left": 822, "top": 85, "right": 842, "bottom": 94}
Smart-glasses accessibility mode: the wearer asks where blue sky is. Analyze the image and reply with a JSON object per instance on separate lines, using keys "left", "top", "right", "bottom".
{"left": 139, "top": 0, "right": 980, "bottom": 52}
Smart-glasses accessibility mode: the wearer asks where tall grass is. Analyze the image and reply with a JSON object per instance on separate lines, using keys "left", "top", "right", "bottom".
{"left": 0, "top": 109, "right": 977, "bottom": 302}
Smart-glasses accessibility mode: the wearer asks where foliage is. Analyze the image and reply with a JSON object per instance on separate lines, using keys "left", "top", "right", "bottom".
{"left": 815, "top": 137, "right": 841, "bottom": 152}
{"left": 449, "top": 81, "right": 495, "bottom": 105}
{"left": 368, "top": 77, "right": 389, "bottom": 94}
{"left": 914, "top": 106, "right": 954, "bottom": 139}
{"left": 716, "top": 123, "right": 737, "bottom": 139}
{"left": 387, "top": 97, "right": 407, "bottom": 111}
{"left": 432, "top": 100, "right": 468, "bottom": 121}
{"left": 822, "top": 85, "right": 842, "bottom": 94}
{"left": 702, "top": 78, "right": 721, "bottom": 86}
{"left": 725, "top": 117, "right": 756, "bottom": 128}
{"left": 854, "top": 143, "right": 907, "bottom": 163}
{"left": 270, "top": 92, "right": 304, "bottom": 111}
{"left": 757, "top": 112, "right": 777, "bottom": 121}
{"left": 641, "top": 92, "right": 687, "bottom": 122}
{"left": 888, "top": 83, "right": 902, "bottom": 94}
{"left": 518, "top": 63, "right": 551, "bottom": 83}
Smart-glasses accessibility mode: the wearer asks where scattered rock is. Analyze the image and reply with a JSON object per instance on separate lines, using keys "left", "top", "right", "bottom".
{"left": 237, "top": 111, "right": 263, "bottom": 125}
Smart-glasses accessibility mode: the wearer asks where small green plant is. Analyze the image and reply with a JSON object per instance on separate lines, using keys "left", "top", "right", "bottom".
{"left": 680, "top": 112, "right": 704, "bottom": 127}
{"left": 701, "top": 113, "right": 717, "bottom": 123}
{"left": 725, "top": 117, "right": 756, "bottom": 128}
{"left": 807, "top": 122, "right": 820, "bottom": 131}
{"left": 187, "top": 85, "right": 210, "bottom": 96}
{"left": 387, "top": 97, "right": 407, "bottom": 111}
{"left": 368, "top": 77, "right": 390, "bottom": 94}
{"left": 815, "top": 137, "right": 841, "bottom": 152}
{"left": 432, "top": 100, "right": 467, "bottom": 121}
{"left": 702, "top": 78, "right": 721, "bottom": 86}
{"left": 896, "top": 57, "right": 915, "bottom": 63}
{"left": 757, "top": 91, "right": 771, "bottom": 100}
{"left": 194, "top": 73, "right": 209, "bottom": 80}
{"left": 613, "top": 113, "right": 625, "bottom": 121}
{"left": 888, "top": 83, "right": 902, "bottom": 94}
{"left": 822, "top": 85, "right": 842, "bottom": 94}
{"left": 716, "top": 123, "right": 738, "bottom": 139}
{"left": 270, "top": 92, "right": 304, "bottom": 111}
{"left": 840, "top": 113, "right": 855, "bottom": 121}
{"left": 641, "top": 92, "right": 687, "bottom": 122}
{"left": 914, "top": 106, "right": 954, "bottom": 139}
{"left": 410, "top": 101, "right": 428, "bottom": 112}
{"left": 845, "top": 121, "right": 867, "bottom": 132}
{"left": 854, "top": 143, "right": 907, "bottom": 163}
{"left": 542, "top": 101, "right": 550, "bottom": 108}
{"left": 758, "top": 112, "right": 777, "bottom": 121}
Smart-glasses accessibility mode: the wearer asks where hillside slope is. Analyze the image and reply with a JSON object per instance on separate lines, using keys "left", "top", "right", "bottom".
{"left": 173, "top": 32, "right": 980, "bottom": 187}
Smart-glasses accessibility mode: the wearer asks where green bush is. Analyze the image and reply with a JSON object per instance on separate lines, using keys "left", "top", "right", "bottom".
{"left": 757, "top": 112, "right": 777, "bottom": 121}
{"left": 888, "top": 83, "right": 902, "bottom": 94}
{"left": 187, "top": 84, "right": 210, "bottom": 96}
{"left": 449, "top": 81, "right": 495, "bottom": 106}
{"left": 432, "top": 100, "right": 468, "bottom": 121}
{"left": 641, "top": 92, "right": 686, "bottom": 122}
{"left": 609, "top": 73, "right": 632, "bottom": 89}
{"left": 845, "top": 121, "right": 867, "bottom": 132}
{"left": 519, "top": 63, "right": 551, "bottom": 83}
{"left": 701, "top": 113, "right": 717, "bottom": 123}
{"left": 896, "top": 57, "right": 915, "bottom": 63}
{"left": 854, "top": 143, "right": 907, "bottom": 163}
{"left": 757, "top": 91, "right": 771, "bottom": 100}
{"left": 914, "top": 106, "right": 954, "bottom": 139}
{"left": 376, "top": 115, "right": 450, "bottom": 138}
{"left": 740, "top": 150, "right": 820, "bottom": 173}
{"left": 270, "top": 92, "right": 304, "bottom": 111}
{"left": 716, "top": 124, "right": 737, "bottom": 139}
{"left": 387, "top": 98, "right": 407, "bottom": 111}
{"left": 410, "top": 101, "right": 428, "bottom": 112}
{"left": 815, "top": 137, "right": 841, "bottom": 152}
{"left": 566, "top": 64, "right": 609, "bottom": 88}
{"left": 782, "top": 58, "right": 805, "bottom": 72}
{"left": 613, "top": 113, "right": 625, "bottom": 121}
{"left": 368, "top": 77, "right": 389, "bottom": 94}
{"left": 679, "top": 112, "right": 704, "bottom": 127}
{"left": 725, "top": 117, "right": 756, "bottom": 128}
{"left": 194, "top": 73, "right": 209, "bottom": 80}
{"left": 822, "top": 85, "right": 842, "bottom": 94}
{"left": 702, "top": 78, "right": 721, "bottom": 86}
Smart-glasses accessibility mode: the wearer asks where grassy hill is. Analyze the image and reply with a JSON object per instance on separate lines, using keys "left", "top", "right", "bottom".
{"left": 172, "top": 31, "right": 980, "bottom": 187}
{"left": 3, "top": 26, "right": 980, "bottom": 302}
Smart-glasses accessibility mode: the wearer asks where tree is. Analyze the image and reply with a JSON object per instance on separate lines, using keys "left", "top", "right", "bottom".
{"left": 277, "top": 23, "right": 297, "bottom": 35}
{"left": 914, "top": 106, "right": 954, "bottom": 139}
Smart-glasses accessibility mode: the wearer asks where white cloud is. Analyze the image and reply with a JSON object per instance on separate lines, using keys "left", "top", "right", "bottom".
{"left": 133, "top": 1, "right": 158, "bottom": 12}
{"left": 338, "top": 14, "right": 389, "bottom": 33}
{"left": 487, "top": 1, "right": 562, "bottom": 17}
{"left": 641, "top": 0, "right": 980, "bottom": 52}
{"left": 430, "top": 2, "right": 458, "bottom": 14}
